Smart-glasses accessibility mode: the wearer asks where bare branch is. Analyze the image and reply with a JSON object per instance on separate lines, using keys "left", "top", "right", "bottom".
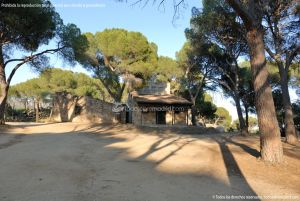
{"left": 130, "top": 0, "right": 185, "bottom": 22}
{"left": 130, "top": 0, "right": 143, "bottom": 6}
{"left": 6, "top": 62, "right": 26, "bottom": 86}
{"left": 4, "top": 46, "right": 65, "bottom": 68}
{"left": 172, "top": 0, "right": 184, "bottom": 22}
{"left": 5, "top": 46, "right": 65, "bottom": 85}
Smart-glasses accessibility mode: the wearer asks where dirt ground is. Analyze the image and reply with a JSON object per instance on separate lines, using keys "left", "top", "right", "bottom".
{"left": 0, "top": 122, "right": 300, "bottom": 201}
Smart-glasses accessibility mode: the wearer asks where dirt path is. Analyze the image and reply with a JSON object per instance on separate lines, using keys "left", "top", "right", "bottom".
{"left": 0, "top": 123, "right": 299, "bottom": 201}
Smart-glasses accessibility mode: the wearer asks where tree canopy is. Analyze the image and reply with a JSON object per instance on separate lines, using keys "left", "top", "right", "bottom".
{"left": 78, "top": 28, "right": 159, "bottom": 102}
{"left": 0, "top": 0, "right": 88, "bottom": 124}
{"left": 214, "top": 107, "right": 232, "bottom": 129}
{"left": 156, "top": 56, "right": 182, "bottom": 81}
{"left": 186, "top": 0, "right": 250, "bottom": 134}
{"left": 9, "top": 68, "right": 110, "bottom": 101}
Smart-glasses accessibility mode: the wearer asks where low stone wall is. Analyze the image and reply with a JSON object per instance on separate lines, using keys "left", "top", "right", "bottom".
{"left": 51, "top": 92, "right": 78, "bottom": 122}
{"left": 51, "top": 93, "right": 120, "bottom": 124}
{"left": 72, "top": 96, "right": 119, "bottom": 124}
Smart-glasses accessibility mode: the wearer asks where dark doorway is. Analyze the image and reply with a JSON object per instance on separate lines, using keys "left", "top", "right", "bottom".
{"left": 156, "top": 111, "right": 166, "bottom": 124}
{"left": 126, "top": 111, "right": 132, "bottom": 123}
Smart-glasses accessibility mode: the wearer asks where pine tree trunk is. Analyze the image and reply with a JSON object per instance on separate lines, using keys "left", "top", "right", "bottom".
{"left": 190, "top": 97, "right": 197, "bottom": 126}
{"left": 0, "top": 46, "right": 8, "bottom": 125}
{"left": 191, "top": 106, "right": 198, "bottom": 126}
{"left": 246, "top": 27, "right": 283, "bottom": 163}
{"left": 245, "top": 105, "right": 249, "bottom": 129}
{"left": 0, "top": 91, "right": 7, "bottom": 125}
{"left": 24, "top": 100, "right": 28, "bottom": 111}
{"left": 49, "top": 101, "right": 54, "bottom": 121}
{"left": 279, "top": 67, "right": 298, "bottom": 144}
{"left": 234, "top": 93, "right": 248, "bottom": 135}
{"left": 35, "top": 100, "right": 39, "bottom": 123}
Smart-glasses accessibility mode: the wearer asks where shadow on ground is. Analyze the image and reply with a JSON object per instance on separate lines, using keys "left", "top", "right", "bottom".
{"left": 1, "top": 123, "right": 300, "bottom": 201}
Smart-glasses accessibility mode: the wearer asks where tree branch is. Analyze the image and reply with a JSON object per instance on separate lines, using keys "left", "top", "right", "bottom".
{"left": 6, "top": 46, "right": 65, "bottom": 86}
{"left": 265, "top": 46, "right": 276, "bottom": 60}
{"left": 211, "top": 77, "right": 234, "bottom": 97}
{"left": 130, "top": 0, "right": 184, "bottom": 22}
{"left": 4, "top": 46, "right": 65, "bottom": 68}
{"left": 6, "top": 62, "right": 26, "bottom": 86}
{"left": 119, "top": 81, "right": 127, "bottom": 101}
{"left": 103, "top": 56, "right": 118, "bottom": 72}
{"left": 226, "top": 0, "right": 253, "bottom": 28}
{"left": 286, "top": 44, "right": 300, "bottom": 71}
{"left": 194, "top": 75, "right": 206, "bottom": 101}
{"left": 96, "top": 72, "right": 116, "bottom": 101}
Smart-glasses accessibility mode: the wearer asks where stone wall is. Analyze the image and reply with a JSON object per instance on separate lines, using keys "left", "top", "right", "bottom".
{"left": 142, "top": 111, "right": 156, "bottom": 125}
{"left": 131, "top": 106, "right": 189, "bottom": 126}
{"left": 51, "top": 93, "right": 120, "bottom": 124}
{"left": 127, "top": 94, "right": 191, "bottom": 126}
{"left": 166, "top": 111, "right": 172, "bottom": 125}
{"left": 72, "top": 96, "right": 119, "bottom": 123}
{"left": 174, "top": 111, "right": 187, "bottom": 125}
{"left": 51, "top": 92, "right": 78, "bottom": 122}
{"left": 131, "top": 102, "right": 142, "bottom": 125}
{"left": 137, "top": 81, "right": 171, "bottom": 95}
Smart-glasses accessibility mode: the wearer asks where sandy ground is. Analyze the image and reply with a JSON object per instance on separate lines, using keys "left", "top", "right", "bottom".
{"left": 0, "top": 122, "right": 300, "bottom": 201}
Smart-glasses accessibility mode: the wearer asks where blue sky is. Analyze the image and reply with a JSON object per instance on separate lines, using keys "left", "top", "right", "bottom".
{"left": 5, "top": 0, "right": 298, "bottom": 120}
{"left": 53, "top": 0, "right": 202, "bottom": 58}
{"left": 7, "top": 0, "right": 202, "bottom": 84}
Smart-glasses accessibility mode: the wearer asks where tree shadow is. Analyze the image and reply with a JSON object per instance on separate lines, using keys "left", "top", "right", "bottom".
{"left": 281, "top": 142, "right": 300, "bottom": 160}
{"left": 0, "top": 123, "right": 265, "bottom": 201}
{"left": 214, "top": 137, "right": 259, "bottom": 197}
{"left": 155, "top": 138, "right": 196, "bottom": 165}
{"left": 129, "top": 131, "right": 259, "bottom": 198}
{"left": 221, "top": 136, "right": 260, "bottom": 158}
{"left": 135, "top": 136, "right": 184, "bottom": 161}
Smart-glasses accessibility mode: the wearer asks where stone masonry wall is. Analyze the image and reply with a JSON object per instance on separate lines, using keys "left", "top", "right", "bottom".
{"left": 72, "top": 96, "right": 118, "bottom": 123}
{"left": 142, "top": 111, "right": 156, "bottom": 125}
{"left": 51, "top": 92, "right": 78, "bottom": 122}
{"left": 52, "top": 94, "right": 119, "bottom": 124}
{"left": 174, "top": 111, "right": 187, "bottom": 125}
